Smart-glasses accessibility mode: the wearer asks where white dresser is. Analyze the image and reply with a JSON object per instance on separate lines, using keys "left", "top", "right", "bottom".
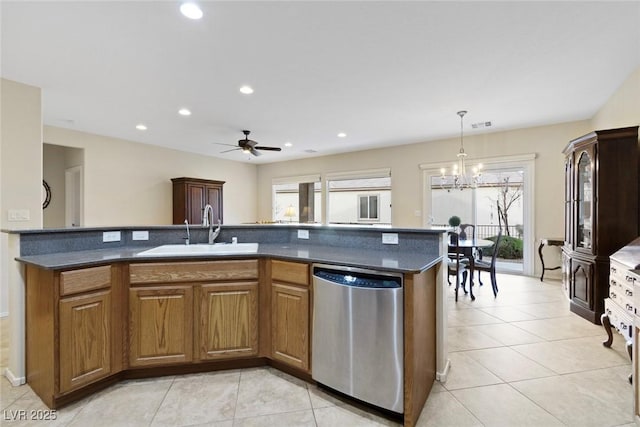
{"left": 607, "top": 237, "right": 640, "bottom": 425}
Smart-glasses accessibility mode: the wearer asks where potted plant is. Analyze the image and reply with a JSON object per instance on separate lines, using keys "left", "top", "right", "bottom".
{"left": 448, "top": 215, "right": 461, "bottom": 229}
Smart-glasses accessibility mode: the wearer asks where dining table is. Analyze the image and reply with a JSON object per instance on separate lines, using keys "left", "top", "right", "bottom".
{"left": 450, "top": 238, "right": 495, "bottom": 300}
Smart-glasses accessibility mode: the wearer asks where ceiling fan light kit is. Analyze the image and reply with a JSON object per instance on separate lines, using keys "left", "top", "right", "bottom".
{"left": 216, "top": 130, "right": 282, "bottom": 157}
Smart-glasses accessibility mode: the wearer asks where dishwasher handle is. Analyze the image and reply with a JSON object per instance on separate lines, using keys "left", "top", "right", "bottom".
{"left": 313, "top": 266, "right": 402, "bottom": 289}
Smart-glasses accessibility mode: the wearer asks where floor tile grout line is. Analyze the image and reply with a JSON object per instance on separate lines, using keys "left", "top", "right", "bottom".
{"left": 505, "top": 381, "right": 571, "bottom": 426}
{"left": 147, "top": 376, "right": 176, "bottom": 427}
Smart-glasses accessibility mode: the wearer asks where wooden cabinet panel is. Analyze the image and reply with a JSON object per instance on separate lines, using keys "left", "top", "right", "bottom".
{"left": 571, "top": 258, "right": 593, "bottom": 310}
{"left": 130, "top": 260, "right": 258, "bottom": 284}
{"left": 129, "top": 286, "right": 193, "bottom": 366}
{"left": 172, "top": 177, "right": 224, "bottom": 225}
{"left": 271, "top": 283, "right": 309, "bottom": 371}
{"left": 271, "top": 260, "right": 309, "bottom": 286}
{"left": 198, "top": 282, "right": 258, "bottom": 360}
{"left": 59, "top": 290, "right": 111, "bottom": 393}
{"left": 60, "top": 265, "right": 111, "bottom": 296}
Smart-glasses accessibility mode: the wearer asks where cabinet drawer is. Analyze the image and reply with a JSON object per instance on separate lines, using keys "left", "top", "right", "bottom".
{"left": 605, "top": 298, "right": 633, "bottom": 341}
{"left": 60, "top": 265, "right": 111, "bottom": 296}
{"left": 271, "top": 260, "right": 309, "bottom": 286}
{"left": 129, "top": 260, "right": 258, "bottom": 284}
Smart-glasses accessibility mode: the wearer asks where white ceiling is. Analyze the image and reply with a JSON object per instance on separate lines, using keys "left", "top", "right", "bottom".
{"left": 2, "top": 1, "right": 639, "bottom": 164}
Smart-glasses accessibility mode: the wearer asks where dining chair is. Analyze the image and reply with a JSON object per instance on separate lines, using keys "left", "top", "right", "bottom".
{"left": 458, "top": 223, "right": 475, "bottom": 241}
{"left": 447, "top": 231, "right": 470, "bottom": 302}
{"left": 460, "top": 223, "right": 483, "bottom": 261}
{"left": 475, "top": 230, "right": 503, "bottom": 297}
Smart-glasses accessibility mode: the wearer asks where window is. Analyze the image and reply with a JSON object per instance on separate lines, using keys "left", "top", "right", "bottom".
{"left": 272, "top": 174, "right": 321, "bottom": 223}
{"left": 358, "top": 194, "right": 379, "bottom": 220}
{"left": 326, "top": 169, "right": 391, "bottom": 225}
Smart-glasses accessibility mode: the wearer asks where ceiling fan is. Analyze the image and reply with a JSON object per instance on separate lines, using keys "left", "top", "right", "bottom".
{"left": 217, "top": 130, "right": 282, "bottom": 157}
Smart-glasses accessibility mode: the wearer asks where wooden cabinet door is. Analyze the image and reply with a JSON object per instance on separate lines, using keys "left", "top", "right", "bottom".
{"left": 129, "top": 286, "right": 193, "bottom": 367}
{"left": 571, "top": 258, "right": 594, "bottom": 310}
{"left": 205, "top": 185, "right": 223, "bottom": 224}
{"left": 59, "top": 290, "right": 111, "bottom": 393}
{"left": 197, "top": 282, "right": 258, "bottom": 360}
{"left": 271, "top": 283, "right": 309, "bottom": 371}
{"left": 187, "top": 183, "right": 206, "bottom": 225}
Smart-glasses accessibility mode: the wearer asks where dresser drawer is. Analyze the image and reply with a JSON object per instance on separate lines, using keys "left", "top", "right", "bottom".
{"left": 605, "top": 298, "right": 633, "bottom": 341}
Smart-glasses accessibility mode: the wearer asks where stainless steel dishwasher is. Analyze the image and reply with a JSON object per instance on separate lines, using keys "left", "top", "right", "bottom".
{"left": 312, "top": 263, "right": 404, "bottom": 414}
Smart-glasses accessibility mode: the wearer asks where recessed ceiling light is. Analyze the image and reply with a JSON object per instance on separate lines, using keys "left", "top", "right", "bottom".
{"left": 136, "top": 124, "right": 147, "bottom": 131}
{"left": 178, "top": 108, "right": 191, "bottom": 116}
{"left": 284, "top": 142, "right": 293, "bottom": 147}
{"left": 239, "top": 85, "right": 254, "bottom": 95}
{"left": 337, "top": 132, "right": 347, "bottom": 138}
{"left": 180, "top": 3, "right": 203, "bottom": 20}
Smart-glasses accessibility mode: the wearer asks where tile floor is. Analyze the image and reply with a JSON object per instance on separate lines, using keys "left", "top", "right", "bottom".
{"left": 0, "top": 273, "right": 635, "bottom": 426}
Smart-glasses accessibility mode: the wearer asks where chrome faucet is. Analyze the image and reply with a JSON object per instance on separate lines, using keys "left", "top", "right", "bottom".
{"left": 202, "top": 204, "right": 221, "bottom": 244}
{"left": 183, "top": 219, "right": 190, "bottom": 245}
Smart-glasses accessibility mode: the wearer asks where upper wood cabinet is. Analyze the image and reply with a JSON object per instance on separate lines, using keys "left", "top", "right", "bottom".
{"left": 562, "top": 126, "right": 639, "bottom": 323}
{"left": 172, "top": 177, "right": 224, "bottom": 225}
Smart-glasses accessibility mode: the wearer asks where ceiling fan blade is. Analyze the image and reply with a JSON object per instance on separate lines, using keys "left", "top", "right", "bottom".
{"left": 220, "top": 147, "right": 241, "bottom": 153}
{"left": 255, "top": 146, "right": 282, "bottom": 151}
{"left": 214, "top": 143, "right": 238, "bottom": 147}
{"left": 250, "top": 147, "right": 262, "bottom": 156}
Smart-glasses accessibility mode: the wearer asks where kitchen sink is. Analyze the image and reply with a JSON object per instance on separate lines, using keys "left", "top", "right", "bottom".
{"left": 136, "top": 243, "right": 259, "bottom": 257}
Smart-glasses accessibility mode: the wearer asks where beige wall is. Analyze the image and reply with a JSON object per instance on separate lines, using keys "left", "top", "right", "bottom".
{"left": 1, "top": 79, "right": 42, "bottom": 383}
{"left": 257, "top": 121, "right": 590, "bottom": 239}
{"left": 1, "top": 79, "right": 42, "bottom": 230}
{"left": 43, "top": 126, "right": 258, "bottom": 226}
{"left": 590, "top": 68, "right": 640, "bottom": 130}
{"left": 42, "top": 144, "right": 67, "bottom": 227}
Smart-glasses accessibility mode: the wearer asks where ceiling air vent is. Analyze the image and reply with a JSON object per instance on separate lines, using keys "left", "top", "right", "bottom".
{"left": 471, "top": 121, "right": 492, "bottom": 129}
{"left": 304, "top": 149, "right": 318, "bottom": 153}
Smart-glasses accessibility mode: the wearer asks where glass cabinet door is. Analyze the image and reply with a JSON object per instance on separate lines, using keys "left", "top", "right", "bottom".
{"left": 576, "top": 151, "right": 593, "bottom": 251}
{"left": 564, "top": 156, "right": 572, "bottom": 246}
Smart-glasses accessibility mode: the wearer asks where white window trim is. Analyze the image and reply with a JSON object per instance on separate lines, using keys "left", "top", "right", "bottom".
{"left": 271, "top": 174, "right": 321, "bottom": 222}
{"left": 421, "top": 153, "right": 536, "bottom": 276}
{"left": 358, "top": 193, "right": 380, "bottom": 221}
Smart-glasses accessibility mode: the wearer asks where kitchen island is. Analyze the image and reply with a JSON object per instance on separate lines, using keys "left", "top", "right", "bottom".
{"left": 8, "top": 225, "right": 446, "bottom": 427}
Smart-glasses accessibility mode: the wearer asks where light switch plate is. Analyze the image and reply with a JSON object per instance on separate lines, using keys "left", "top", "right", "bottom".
{"left": 8, "top": 209, "right": 30, "bottom": 221}
{"left": 103, "top": 231, "right": 121, "bottom": 242}
{"left": 382, "top": 233, "right": 399, "bottom": 245}
{"left": 132, "top": 230, "right": 149, "bottom": 241}
{"left": 297, "top": 229, "right": 310, "bottom": 239}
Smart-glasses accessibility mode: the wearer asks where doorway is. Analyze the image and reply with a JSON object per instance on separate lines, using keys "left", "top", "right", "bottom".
{"left": 421, "top": 154, "right": 535, "bottom": 276}
{"left": 42, "top": 144, "right": 84, "bottom": 227}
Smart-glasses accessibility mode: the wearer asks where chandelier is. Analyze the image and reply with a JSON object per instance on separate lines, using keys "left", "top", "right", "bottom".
{"left": 439, "top": 110, "right": 483, "bottom": 191}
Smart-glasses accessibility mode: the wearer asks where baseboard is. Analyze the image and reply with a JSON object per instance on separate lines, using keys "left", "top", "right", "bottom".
{"left": 4, "top": 367, "right": 26, "bottom": 386}
{"left": 435, "top": 358, "right": 450, "bottom": 382}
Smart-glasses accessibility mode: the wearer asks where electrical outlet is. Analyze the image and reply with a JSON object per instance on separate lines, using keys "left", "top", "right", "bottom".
{"left": 103, "top": 231, "right": 121, "bottom": 242}
{"left": 132, "top": 230, "right": 149, "bottom": 241}
{"left": 382, "top": 233, "right": 399, "bottom": 245}
{"left": 297, "top": 229, "right": 309, "bottom": 240}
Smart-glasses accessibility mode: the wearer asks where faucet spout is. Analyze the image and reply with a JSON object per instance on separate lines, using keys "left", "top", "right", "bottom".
{"left": 209, "top": 219, "right": 221, "bottom": 244}
{"left": 203, "top": 204, "right": 220, "bottom": 244}
{"left": 183, "top": 219, "right": 190, "bottom": 245}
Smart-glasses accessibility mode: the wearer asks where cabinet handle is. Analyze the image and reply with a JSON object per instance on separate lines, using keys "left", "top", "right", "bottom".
{"left": 625, "top": 289, "right": 633, "bottom": 297}
{"left": 621, "top": 322, "right": 627, "bottom": 330}
{"left": 607, "top": 309, "right": 612, "bottom": 315}
{"left": 611, "top": 279, "right": 617, "bottom": 287}
{"left": 626, "top": 304, "right": 633, "bottom": 312}
{"left": 611, "top": 291, "right": 617, "bottom": 298}
{"left": 612, "top": 266, "right": 617, "bottom": 274}
{"left": 625, "top": 275, "right": 634, "bottom": 283}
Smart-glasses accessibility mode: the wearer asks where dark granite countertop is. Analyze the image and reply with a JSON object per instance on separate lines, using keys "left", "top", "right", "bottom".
{"left": 16, "top": 243, "right": 441, "bottom": 274}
